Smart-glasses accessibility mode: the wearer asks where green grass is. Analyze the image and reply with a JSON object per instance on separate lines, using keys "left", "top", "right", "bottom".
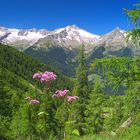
{"left": 64, "top": 135, "right": 116, "bottom": 140}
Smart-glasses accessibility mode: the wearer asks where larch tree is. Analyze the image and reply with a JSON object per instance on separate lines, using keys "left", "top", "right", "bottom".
{"left": 125, "top": 3, "right": 140, "bottom": 47}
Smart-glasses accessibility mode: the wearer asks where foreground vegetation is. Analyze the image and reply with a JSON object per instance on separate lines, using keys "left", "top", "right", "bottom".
{"left": 0, "top": 43, "right": 140, "bottom": 140}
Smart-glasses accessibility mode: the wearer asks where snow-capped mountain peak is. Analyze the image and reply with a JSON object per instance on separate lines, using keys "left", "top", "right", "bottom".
{"left": 66, "top": 25, "right": 99, "bottom": 39}
{"left": 51, "top": 25, "right": 100, "bottom": 43}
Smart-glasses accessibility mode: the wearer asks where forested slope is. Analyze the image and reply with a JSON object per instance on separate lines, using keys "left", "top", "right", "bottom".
{"left": 0, "top": 44, "right": 73, "bottom": 139}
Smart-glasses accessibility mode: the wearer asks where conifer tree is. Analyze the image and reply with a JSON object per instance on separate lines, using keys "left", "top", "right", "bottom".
{"left": 124, "top": 3, "right": 140, "bottom": 117}
{"left": 85, "top": 75, "right": 104, "bottom": 134}
{"left": 74, "top": 45, "right": 89, "bottom": 135}
{"left": 125, "top": 3, "right": 140, "bottom": 47}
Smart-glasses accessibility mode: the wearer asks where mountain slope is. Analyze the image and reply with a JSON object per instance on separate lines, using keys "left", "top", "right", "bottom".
{"left": 0, "top": 25, "right": 136, "bottom": 76}
{"left": 0, "top": 43, "right": 74, "bottom": 139}
{"left": 0, "top": 43, "right": 73, "bottom": 90}
{"left": 25, "top": 27, "right": 133, "bottom": 76}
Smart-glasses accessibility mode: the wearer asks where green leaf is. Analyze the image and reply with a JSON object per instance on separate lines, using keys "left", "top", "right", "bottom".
{"left": 72, "top": 129, "right": 80, "bottom": 136}
{"left": 38, "top": 112, "right": 45, "bottom": 116}
{"left": 37, "top": 112, "right": 48, "bottom": 116}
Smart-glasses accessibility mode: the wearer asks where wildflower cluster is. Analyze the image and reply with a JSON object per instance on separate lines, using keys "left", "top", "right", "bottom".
{"left": 52, "top": 89, "right": 69, "bottom": 97}
{"left": 67, "top": 96, "right": 78, "bottom": 103}
{"left": 33, "top": 71, "right": 57, "bottom": 83}
{"left": 25, "top": 71, "right": 79, "bottom": 139}
{"left": 26, "top": 71, "right": 78, "bottom": 105}
{"left": 52, "top": 89, "right": 78, "bottom": 103}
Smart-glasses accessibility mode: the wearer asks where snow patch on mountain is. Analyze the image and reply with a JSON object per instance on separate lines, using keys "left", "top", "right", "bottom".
{"left": 6, "top": 29, "right": 47, "bottom": 43}
{"left": 52, "top": 25, "right": 100, "bottom": 43}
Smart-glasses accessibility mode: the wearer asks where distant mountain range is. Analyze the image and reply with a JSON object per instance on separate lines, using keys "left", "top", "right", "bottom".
{"left": 0, "top": 25, "right": 138, "bottom": 76}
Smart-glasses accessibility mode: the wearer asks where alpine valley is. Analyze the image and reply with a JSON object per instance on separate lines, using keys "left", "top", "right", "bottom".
{"left": 0, "top": 25, "right": 138, "bottom": 76}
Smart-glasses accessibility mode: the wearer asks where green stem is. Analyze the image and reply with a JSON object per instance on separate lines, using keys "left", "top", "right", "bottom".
{"left": 44, "top": 88, "right": 47, "bottom": 138}
{"left": 69, "top": 104, "right": 72, "bottom": 140}
{"left": 28, "top": 106, "right": 32, "bottom": 140}
{"left": 61, "top": 97, "right": 65, "bottom": 140}
{"left": 44, "top": 86, "right": 49, "bottom": 139}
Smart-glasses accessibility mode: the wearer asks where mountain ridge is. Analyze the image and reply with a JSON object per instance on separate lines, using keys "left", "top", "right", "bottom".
{"left": 0, "top": 25, "right": 124, "bottom": 51}
{"left": 0, "top": 25, "right": 135, "bottom": 76}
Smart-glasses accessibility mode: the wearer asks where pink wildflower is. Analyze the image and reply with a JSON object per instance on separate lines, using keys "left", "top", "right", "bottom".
{"left": 52, "top": 89, "right": 69, "bottom": 97}
{"left": 33, "top": 71, "right": 57, "bottom": 84}
{"left": 40, "top": 71, "right": 57, "bottom": 83}
{"left": 67, "top": 96, "right": 78, "bottom": 103}
{"left": 33, "top": 72, "right": 42, "bottom": 79}
{"left": 29, "top": 99, "right": 40, "bottom": 105}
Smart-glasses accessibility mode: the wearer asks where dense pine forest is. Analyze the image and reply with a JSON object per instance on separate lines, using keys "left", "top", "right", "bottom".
{"left": 0, "top": 3, "right": 140, "bottom": 140}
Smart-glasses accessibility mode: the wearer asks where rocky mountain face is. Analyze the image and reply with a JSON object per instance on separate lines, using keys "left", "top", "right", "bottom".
{"left": 0, "top": 25, "right": 135, "bottom": 76}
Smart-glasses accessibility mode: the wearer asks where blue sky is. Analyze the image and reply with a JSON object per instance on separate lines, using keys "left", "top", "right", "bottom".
{"left": 0, "top": 0, "right": 139, "bottom": 34}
